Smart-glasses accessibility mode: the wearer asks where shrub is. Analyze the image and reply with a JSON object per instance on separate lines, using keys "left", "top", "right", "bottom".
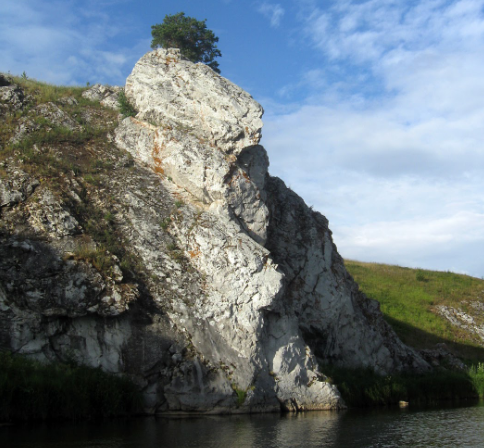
{"left": 117, "top": 90, "right": 137, "bottom": 117}
{"left": 416, "top": 270, "right": 427, "bottom": 282}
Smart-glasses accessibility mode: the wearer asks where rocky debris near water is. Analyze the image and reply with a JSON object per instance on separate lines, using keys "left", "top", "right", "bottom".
{"left": 0, "top": 52, "right": 430, "bottom": 414}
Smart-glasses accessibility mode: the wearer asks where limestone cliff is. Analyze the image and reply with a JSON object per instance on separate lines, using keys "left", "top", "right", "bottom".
{"left": 0, "top": 50, "right": 429, "bottom": 414}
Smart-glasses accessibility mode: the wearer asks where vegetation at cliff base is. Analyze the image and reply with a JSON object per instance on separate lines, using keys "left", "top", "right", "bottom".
{"left": 151, "top": 12, "right": 222, "bottom": 73}
{"left": 0, "top": 352, "right": 141, "bottom": 422}
{"left": 327, "top": 261, "right": 484, "bottom": 407}
{"left": 324, "top": 364, "right": 484, "bottom": 407}
{"left": 345, "top": 260, "right": 484, "bottom": 362}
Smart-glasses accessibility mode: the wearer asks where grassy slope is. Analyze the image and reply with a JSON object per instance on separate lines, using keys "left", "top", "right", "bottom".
{"left": 0, "top": 76, "right": 147, "bottom": 278}
{"left": 325, "top": 261, "right": 484, "bottom": 406}
{"left": 345, "top": 260, "right": 484, "bottom": 363}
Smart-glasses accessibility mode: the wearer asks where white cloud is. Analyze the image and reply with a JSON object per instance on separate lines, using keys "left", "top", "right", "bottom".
{"left": 335, "top": 210, "right": 484, "bottom": 276}
{"left": 258, "top": 2, "right": 285, "bottom": 27}
{"left": 0, "top": 0, "right": 146, "bottom": 85}
{"left": 261, "top": 0, "right": 484, "bottom": 277}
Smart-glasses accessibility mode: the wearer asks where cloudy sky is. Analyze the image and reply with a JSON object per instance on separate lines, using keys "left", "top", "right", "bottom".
{"left": 2, "top": 0, "right": 483, "bottom": 277}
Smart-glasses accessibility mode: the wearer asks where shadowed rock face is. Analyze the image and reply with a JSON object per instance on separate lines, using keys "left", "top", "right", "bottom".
{"left": 0, "top": 53, "right": 428, "bottom": 414}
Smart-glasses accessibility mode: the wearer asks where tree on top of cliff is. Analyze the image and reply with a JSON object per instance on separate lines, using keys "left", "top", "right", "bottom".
{"left": 151, "top": 12, "right": 222, "bottom": 74}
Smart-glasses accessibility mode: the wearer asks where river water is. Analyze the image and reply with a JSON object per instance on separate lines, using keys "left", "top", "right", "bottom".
{"left": 2, "top": 402, "right": 483, "bottom": 448}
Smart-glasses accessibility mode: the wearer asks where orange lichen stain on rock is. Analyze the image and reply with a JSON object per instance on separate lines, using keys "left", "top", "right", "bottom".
{"left": 152, "top": 140, "right": 165, "bottom": 174}
{"left": 165, "top": 56, "right": 179, "bottom": 64}
{"left": 188, "top": 249, "right": 201, "bottom": 259}
{"left": 152, "top": 132, "right": 167, "bottom": 155}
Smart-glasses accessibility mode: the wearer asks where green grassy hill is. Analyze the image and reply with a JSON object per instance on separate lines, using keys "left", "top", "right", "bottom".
{"left": 345, "top": 260, "right": 484, "bottom": 363}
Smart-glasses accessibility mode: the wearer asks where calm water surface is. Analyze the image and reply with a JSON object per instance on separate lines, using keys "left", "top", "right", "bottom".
{"left": 2, "top": 402, "right": 483, "bottom": 448}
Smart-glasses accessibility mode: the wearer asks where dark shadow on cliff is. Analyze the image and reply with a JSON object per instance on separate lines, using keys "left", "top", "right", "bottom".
{"left": 320, "top": 317, "right": 484, "bottom": 408}
{"left": 383, "top": 315, "right": 484, "bottom": 363}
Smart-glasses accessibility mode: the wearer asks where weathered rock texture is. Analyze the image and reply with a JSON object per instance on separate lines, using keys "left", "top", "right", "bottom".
{"left": 0, "top": 53, "right": 428, "bottom": 414}
{"left": 436, "top": 303, "right": 484, "bottom": 346}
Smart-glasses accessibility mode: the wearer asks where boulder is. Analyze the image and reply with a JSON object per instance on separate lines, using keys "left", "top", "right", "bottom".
{"left": 82, "top": 84, "right": 122, "bottom": 110}
{"left": 0, "top": 74, "right": 26, "bottom": 115}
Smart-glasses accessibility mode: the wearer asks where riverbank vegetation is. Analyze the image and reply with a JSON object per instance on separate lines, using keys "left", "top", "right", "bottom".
{"left": 0, "top": 352, "right": 141, "bottom": 422}
{"left": 337, "top": 260, "right": 484, "bottom": 407}
{"left": 324, "top": 363, "right": 484, "bottom": 407}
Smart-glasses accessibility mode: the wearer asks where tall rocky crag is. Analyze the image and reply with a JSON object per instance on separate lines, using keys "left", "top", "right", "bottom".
{"left": 0, "top": 49, "right": 429, "bottom": 413}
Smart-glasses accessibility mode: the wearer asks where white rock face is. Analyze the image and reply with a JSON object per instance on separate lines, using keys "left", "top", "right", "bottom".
{"left": 116, "top": 48, "right": 270, "bottom": 244}
{"left": 0, "top": 74, "right": 25, "bottom": 115}
{"left": 81, "top": 84, "right": 122, "bottom": 110}
{"left": 0, "top": 52, "right": 429, "bottom": 415}
{"left": 125, "top": 49, "right": 263, "bottom": 152}
{"left": 111, "top": 49, "right": 429, "bottom": 412}
{"left": 0, "top": 169, "right": 39, "bottom": 207}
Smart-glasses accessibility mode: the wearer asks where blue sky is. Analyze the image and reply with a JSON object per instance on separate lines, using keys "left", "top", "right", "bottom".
{"left": 2, "top": 0, "right": 484, "bottom": 278}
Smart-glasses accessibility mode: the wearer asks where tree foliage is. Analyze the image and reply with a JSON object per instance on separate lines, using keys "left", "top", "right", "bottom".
{"left": 151, "top": 12, "right": 222, "bottom": 74}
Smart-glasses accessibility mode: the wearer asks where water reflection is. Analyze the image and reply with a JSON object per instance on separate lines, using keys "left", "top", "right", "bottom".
{"left": 1, "top": 402, "right": 483, "bottom": 448}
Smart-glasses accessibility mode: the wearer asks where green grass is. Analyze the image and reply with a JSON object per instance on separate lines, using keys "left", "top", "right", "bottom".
{"left": 0, "top": 352, "right": 141, "bottom": 422}
{"left": 71, "top": 244, "right": 115, "bottom": 274}
{"left": 468, "top": 362, "right": 484, "bottom": 396}
{"left": 11, "top": 75, "right": 89, "bottom": 105}
{"left": 345, "top": 260, "right": 484, "bottom": 362}
{"left": 0, "top": 76, "right": 146, "bottom": 280}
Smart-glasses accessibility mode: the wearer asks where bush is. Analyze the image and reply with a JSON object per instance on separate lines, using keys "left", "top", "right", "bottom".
{"left": 117, "top": 89, "right": 137, "bottom": 117}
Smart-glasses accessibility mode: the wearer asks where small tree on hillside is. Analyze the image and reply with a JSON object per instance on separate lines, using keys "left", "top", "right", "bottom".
{"left": 151, "top": 12, "right": 222, "bottom": 74}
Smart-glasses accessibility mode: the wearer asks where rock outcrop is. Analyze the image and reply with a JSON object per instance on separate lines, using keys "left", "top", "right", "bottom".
{"left": 0, "top": 52, "right": 429, "bottom": 414}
